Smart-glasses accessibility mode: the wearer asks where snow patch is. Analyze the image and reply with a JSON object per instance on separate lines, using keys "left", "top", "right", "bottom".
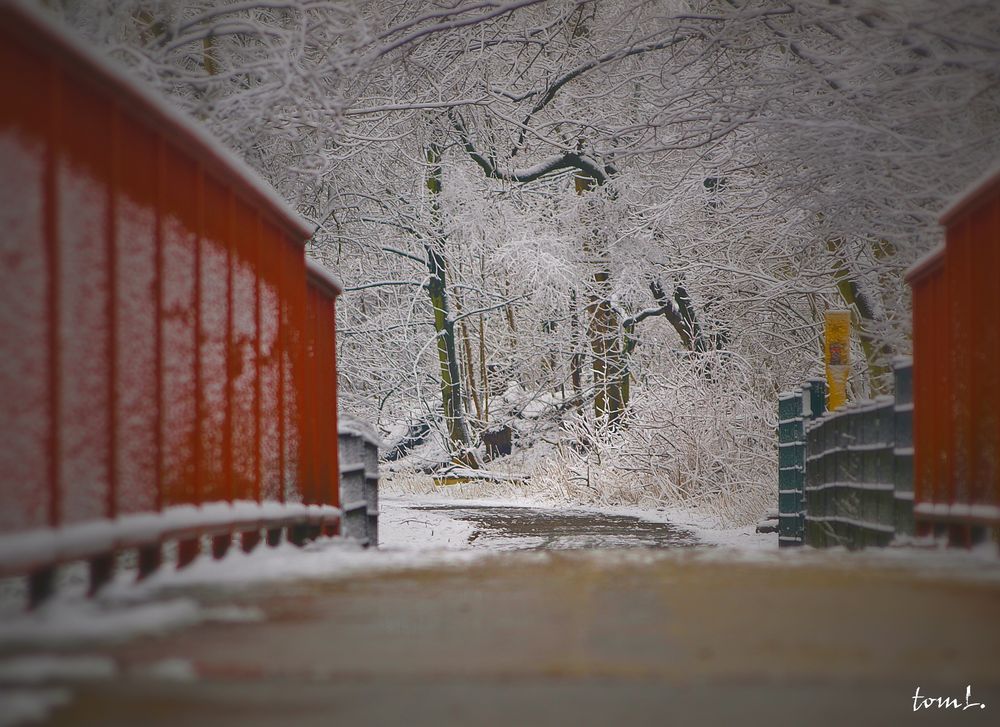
{"left": 102, "top": 530, "right": 490, "bottom": 598}
{"left": 0, "top": 655, "right": 116, "bottom": 685}
{"left": 379, "top": 499, "right": 475, "bottom": 550}
{"left": 134, "top": 658, "right": 197, "bottom": 682}
{"left": 384, "top": 492, "right": 778, "bottom": 553}
{"left": 0, "top": 688, "right": 71, "bottom": 727}
{"left": 198, "top": 605, "right": 266, "bottom": 624}
{"left": 0, "top": 598, "right": 202, "bottom": 648}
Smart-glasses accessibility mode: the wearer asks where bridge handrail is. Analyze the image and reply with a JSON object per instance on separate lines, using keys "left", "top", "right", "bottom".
{"left": 0, "top": 1, "right": 351, "bottom": 607}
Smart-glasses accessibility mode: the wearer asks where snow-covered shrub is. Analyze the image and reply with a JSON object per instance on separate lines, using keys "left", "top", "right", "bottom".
{"left": 526, "top": 360, "right": 775, "bottom": 526}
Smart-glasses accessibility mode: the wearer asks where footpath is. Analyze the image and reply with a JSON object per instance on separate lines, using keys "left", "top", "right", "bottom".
{"left": 6, "top": 500, "right": 1000, "bottom": 726}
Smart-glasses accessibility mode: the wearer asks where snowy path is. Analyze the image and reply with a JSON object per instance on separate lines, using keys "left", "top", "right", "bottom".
{"left": 381, "top": 498, "right": 700, "bottom": 551}
{"left": 2, "top": 498, "right": 1000, "bottom": 726}
{"left": 378, "top": 495, "right": 777, "bottom": 552}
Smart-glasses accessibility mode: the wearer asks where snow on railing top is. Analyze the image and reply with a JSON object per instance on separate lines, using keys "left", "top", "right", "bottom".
{"left": 939, "top": 159, "right": 1000, "bottom": 226}
{"left": 0, "top": 501, "right": 340, "bottom": 577}
{"left": 904, "top": 243, "right": 945, "bottom": 283}
{"left": 338, "top": 415, "right": 384, "bottom": 449}
{"left": 306, "top": 258, "right": 346, "bottom": 297}
{"left": 804, "top": 395, "right": 895, "bottom": 434}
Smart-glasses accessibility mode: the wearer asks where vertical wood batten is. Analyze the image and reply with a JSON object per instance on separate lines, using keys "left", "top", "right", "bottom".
{"left": 106, "top": 101, "right": 119, "bottom": 521}
{"left": 276, "top": 236, "right": 287, "bottom": 504}
{"left": 224, "top": 187, "right": 234, "bottom": 504}
{"left": 304, "top": 288, "right": 317, "bottom": 505}
{"left": 990, "top": 202, "right": 1000, "bottom": 513}
{"left": 293, "top": 252, "right": 308, "bottom": 503}
{"left": 253, "top": 214, "right": 263, "bottom": 504}
{"left": 45, "top": 58, "right": 62, "bottom": 528}
{"left": 193, "top": 165, "right": 204, "bottom": 507}
{"left": 153, "top": 135, "right": 164, "bottom": 512}
{"left": 322, "top": 297, "right": 333, "bottom": 505}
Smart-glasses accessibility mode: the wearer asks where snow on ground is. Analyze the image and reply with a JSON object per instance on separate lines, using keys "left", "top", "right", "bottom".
{"left": 0, "top": 653, "right": 197, "bottom": 724}
{"left": 380, "top": 492, "right": 1000, "bottom": 583}
{"left": 0, "top": 495, "right": 719, "bottom": 655}
{"left": 0, "top": 688, "right": 70, "bottom": 727}
{"left": 0, "top": 655, "right": 116, "bottom": 685}
{"left": 0, "top": 593, "right": 264, "bottom": 650}
{"left": 0, "top": 493, "right": 997, "bottom": 727}
{"left": 0, "top": 553, "right": 490, "bottom": 652}
{"left": 132, "top": 658, "right": 198, "bottom": 682}
{"left": 378, "top": 499, "right": 476, "bottom": 550}
{"left": 0, "top": 655, "right": 115, "bottom": 727}
{"left": 384, "top": 492, "right": 778, "bottom": 552}
{"left": 686, "top": 534, "right": 1000, "bottom": 582}
{"left": 124, "top": 512, "right": 488, "bottom": 594}
{"left": 2, "top": 491, "right": 998, "bottom": 665}
{"left": 0, "top": 501, "right": 490, "bottom": 652}
{"left": 559, "top": 501, "right": 777, "bottom": 551}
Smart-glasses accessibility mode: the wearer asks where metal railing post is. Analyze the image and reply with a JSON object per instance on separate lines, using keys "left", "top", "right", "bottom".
{"left": 338, "top": 430, "right": 368, "bottom": 545}
{"left": 364, "top": 438, "right": 380, "bottom": 546}
{"left": 893, "top": 357, "right": 915, "bottom": 537}
{"left": 778, "top": 388, "right": 806, "bottom": 547}
{"left": 802, "top": 377, "right": 826, "bottom": 546}
{"left": 876, "top": 396, "right": 896, "bottom": 546}
{"left": 337, "top": 420, "right": 381, "bottom": 547}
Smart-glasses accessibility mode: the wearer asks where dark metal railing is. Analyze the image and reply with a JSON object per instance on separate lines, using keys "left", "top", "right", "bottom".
{"left": 778, "top": 359, "right": 913, "bottom": 549}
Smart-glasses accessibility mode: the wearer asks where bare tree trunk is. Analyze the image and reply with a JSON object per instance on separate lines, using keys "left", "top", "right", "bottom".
{"left": 579, "top": 173, "right": 626, "bottom": 427}
{"left": 570, "top": 289, "right": 583, "bottom": 401}
{"left": 478, "top": 254, "right": 490, "bottom": 423}
{"left": 425, "top": 143, "right": 477, "bottom": 465}
{"left": 457, "top": 300, "right": 482, "bottom": 424}
{"left": 479, "top": 312, "right": 489, "bottom": 422}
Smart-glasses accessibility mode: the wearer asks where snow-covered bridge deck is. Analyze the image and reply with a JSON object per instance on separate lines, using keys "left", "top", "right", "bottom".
{"left": 3, "top": 498, "right": 999, "bottom": 726}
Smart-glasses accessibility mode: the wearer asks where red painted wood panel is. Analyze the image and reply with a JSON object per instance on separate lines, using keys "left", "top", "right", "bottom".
{"left": 57, "top": 69, "right": 112, "bottom": 526}
{"left": 114, "top": 106, "right": 159, "bottom": 516}
{"left": 160, "top": 149, "right": 200, "bottom": 508}
{"left": 910, "top": 169, "right": 1000, "bottom": 535}
{"left": 0, "top": 30, "right": 51, "bottom": 533}
{"left": 259, "top": 222, "right": 282, "bottom": 503}
{"left": 0, "top": 3, "right": 342, "bottom": 557}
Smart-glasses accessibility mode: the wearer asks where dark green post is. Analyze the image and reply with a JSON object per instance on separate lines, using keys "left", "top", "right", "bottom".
{"left": 778, "top": 389, "right": 806, "bottom": 547}
{"left": 875, "top": 396, "right": 896, "bottom": 546}
{"left": 802, "top": 378, "right": 826, "bottom": 546}
{"left": 893, "top": 357, "right": 914, "bottom": 536}
{"left": 807, "top": 377, "right": 826, "bottom": 420}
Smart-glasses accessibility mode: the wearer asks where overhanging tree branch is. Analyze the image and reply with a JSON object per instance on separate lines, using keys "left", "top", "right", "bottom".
{"left": 449, "top": 110, "right": 613, "bottom": 183}
{"left": 344, "top": 279, "right": 427, "bottom": 292}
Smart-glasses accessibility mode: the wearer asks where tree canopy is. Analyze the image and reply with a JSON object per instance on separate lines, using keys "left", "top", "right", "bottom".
{"left": 56, "top": 0, "right": 1000, "bottom": 523}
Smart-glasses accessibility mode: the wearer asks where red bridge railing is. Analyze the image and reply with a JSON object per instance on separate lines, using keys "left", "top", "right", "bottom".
{"left": 908, "top": 167, "right": 1000, "bottom": 544}
{"left": 303, "top": 262, "right": 343, "bottom": 511}
{"left": 0, "top": 2, "right": 343, "bottom": 603}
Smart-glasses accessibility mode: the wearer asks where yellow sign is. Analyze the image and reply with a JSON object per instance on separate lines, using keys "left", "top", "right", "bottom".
{"left": 825, "top": 310, "right": 850, "bottom": 410}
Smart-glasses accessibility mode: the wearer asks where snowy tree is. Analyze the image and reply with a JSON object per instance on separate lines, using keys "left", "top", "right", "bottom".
{"left": 47, "top": 0, "right": 1000, "bottom": 519}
